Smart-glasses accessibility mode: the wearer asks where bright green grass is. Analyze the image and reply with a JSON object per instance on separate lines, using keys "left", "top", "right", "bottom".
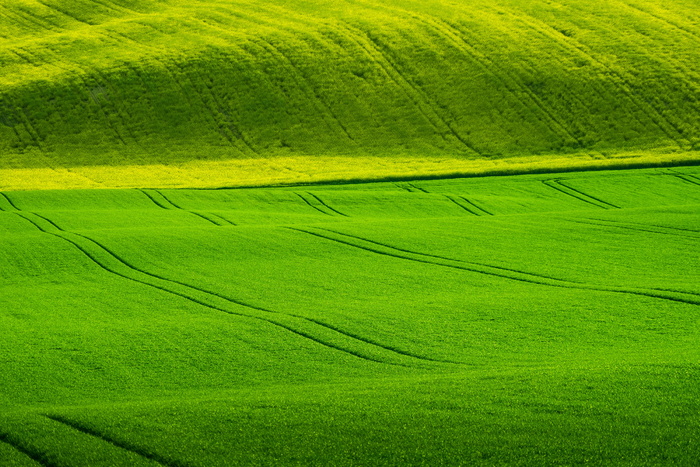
{"left": 1, "top": 166, "right": 699, "bottom": 465}
{"left": 1, "top": 0, "right": 700, "bottom": 185}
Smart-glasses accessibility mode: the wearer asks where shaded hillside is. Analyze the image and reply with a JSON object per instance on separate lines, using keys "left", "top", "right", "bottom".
{"left": 1, "top": 0, "right": 700, "bottom": 172}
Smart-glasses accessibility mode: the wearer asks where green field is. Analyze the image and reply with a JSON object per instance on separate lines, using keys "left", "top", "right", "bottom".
{"left": 2, "top": 0, "right": 700, "bottom": 465}
{"left": 2, "top": 166, "right": 700, "bottom": 465}
{"left": 2, "top": 0, "right": 700, "bottom": 189}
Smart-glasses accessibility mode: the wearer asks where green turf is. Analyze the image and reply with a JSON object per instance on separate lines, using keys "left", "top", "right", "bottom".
{"left": 1, "top": 0, "right": 700, "bottom": 176}
{"left": 1, "top": 166, "right": 699, "bottom": 465}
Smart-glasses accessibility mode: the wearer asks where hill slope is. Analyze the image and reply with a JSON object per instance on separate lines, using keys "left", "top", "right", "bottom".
{"left": 1, "top": 0, "right": 700, "bottom": 188}
{"left": 1, "top": 166, "right": 700, "bottom": 464}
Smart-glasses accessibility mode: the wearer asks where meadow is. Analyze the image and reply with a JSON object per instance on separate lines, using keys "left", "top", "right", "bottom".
{"left": 1, "top": 166, "right": 699, "bottom": 465}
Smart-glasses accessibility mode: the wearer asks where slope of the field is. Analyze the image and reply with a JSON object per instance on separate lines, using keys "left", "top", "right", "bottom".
{"left": 1, "top": 0, "right": 700, "bottom": 189}
{"left": 1, "top": 166, "right": 699, "bottom": 465}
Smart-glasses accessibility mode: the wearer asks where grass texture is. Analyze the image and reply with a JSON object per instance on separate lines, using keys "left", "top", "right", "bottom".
{"left": 1, "top": 0, "right": 700, "bottom": 189}
{"left": 1, "top": 165, "right": 699, "bottom": 465}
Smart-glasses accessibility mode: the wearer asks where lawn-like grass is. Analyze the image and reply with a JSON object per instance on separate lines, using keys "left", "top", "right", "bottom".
{"left": 1, "top": 166, "right": 699, "bottom": 465}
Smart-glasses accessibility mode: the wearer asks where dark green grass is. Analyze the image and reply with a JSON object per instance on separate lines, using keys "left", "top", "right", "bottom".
{"left": 1, "top": 166, "right": 699, "bottom": 465}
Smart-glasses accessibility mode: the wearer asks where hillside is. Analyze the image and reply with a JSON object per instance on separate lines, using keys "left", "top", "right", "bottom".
{"left": 1, "top": 166, "right": 700, "bottom": 464}
{"left": 1, "top": 0, "right": 700, "bottom": 189}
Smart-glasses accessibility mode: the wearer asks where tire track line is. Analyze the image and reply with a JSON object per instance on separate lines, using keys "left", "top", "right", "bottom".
{"left": 251, "top": 36, "right": 355, "bottom": 142}
{"left": 0, "top": 192, "right": 20, "bottom": 211}
{"left": 444, "top": 195, "right": 479, "bottom": 216}
{"left": 542, "top": 179, "right": 610, "bottom": 209}
{"left": 155, "top": 190, "right": 237, "bottom": 226}
{"left": 426, "top": 15, "right": 582, "bottom": 147}
{"left": 153, "top": 189, "right": 234, "bottom": 226}
{"left": 291, "top": 227, "right": 700, "bottom": 307}
{"left": 10, "top": 210, "right": 433, "bottom": 366}
{"left": 315, "top": 227, "right": 577, "bottom": 282}
{"left": 0, "top": 431, "right": 53, "bottom": 467}
{"left": 458, "top": 196, "right": 493, "bottom": 215}
{"left": 0, "top": 5, "right": 54, "bottom": 33}
{"left": 192, "top": 4, "right": 358, "bottom": 145}
{"left": 205, "top": 212, "right": 237, "bottom": 226}
{"left": 673, "top": 174, "right": 700, "bottom": 188}
{"left": 556, "top": 180, "right": 620, "bottom": 208}
{"left": 295, "top": 192, "right": 334, "bottom": 216}
{"left": 567, "top": 217, "right": 700, "bottom": 240}
{"left": 45, "top": 415, "right": 175, "bottom": 467}
{"left": 616, "top": 1, "right": 700, "bottom": 43}
{"left": 305, "top": 192, "right": 348, "bottom": 217}
{"left": 170, "top": 59, "right": 257, "bottom": 156}
{"left": 407, "top": 183, "right": 428, "bottom": 193}
{"left": 512, "top": 10, "right": 689, "bottom": 149}
{"left": 138, "top": 189, "right": 222, "bottom": 226}
{"left": 18, "top": 43, "right": 130, "bottom": 147}
{"left": 334, "top": 21, "right": 482, "bottom": 155}
{"left": 33, "top": 0, "right": 94, "bottom": 26}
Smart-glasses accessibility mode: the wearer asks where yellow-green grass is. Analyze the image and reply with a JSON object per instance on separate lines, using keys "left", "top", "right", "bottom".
{"left": 1, "top": 166, "right": 699, "bottom": 464}
{"left": 2, "top": 0, "right": 700, "bottom": 190}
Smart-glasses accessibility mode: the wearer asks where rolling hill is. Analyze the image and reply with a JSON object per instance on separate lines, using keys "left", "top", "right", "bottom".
{"left": 1, "top": 166, "right": 699, "bottom": 464}
{"left": 1, "top": 0, "right": 700, "bottom": 189}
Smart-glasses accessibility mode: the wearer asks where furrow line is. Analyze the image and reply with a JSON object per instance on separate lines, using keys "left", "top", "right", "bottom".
{"left": 252, "top": 36, "right": 355, "bottom": 142}
{"left": 165, "top": 59, "right": 242, "bottom": 151}
{"left": 295, "top": 192, "right": 334, "bottom": 216}
{"left": 315, "top": 227, "right": 579, "bottom": 283}
{"left": 154, "top": 190, "right": 224, "bottom": 226}
{"left": 44, "top": 415, "right": 177, "bottom": 467}
{"left": 514, "top": 11, "right": 689, "bottom": 149}
{"left": 444, "top": 195, "right": 480, "bottom": 216}
{"left": 139, "top": 189, "right": 170, "bottom": 209}
{"left": 64, "top": 228, "right": 427, "bottom": 365}
{"left": 569, "top": 218, "right": 700, "bottom": 240}
{"left": 597, "top": 218, "right": 700, "bottom": 235}
{"left": 33, "top": 0, "right": 93, "bottom": 26}
{"left": 0, "top": 5, "right": 51, "bottom": 33}
{"left": 187, "top": 56, "right": 261, "bottom": 156}
{"left": 305, "top": 192, "right": 348, "bottom": 217}
{"left": 330, "top": 24, "right": 446, "bottom": 139}
{"left": 408, "top": 183, "right": 428, "bottom": 193}
{"left": 15, "top": 5, "right": 62, "bottom": 32}
{"left": 85, "top": 0, "right": 124, "bottom": 15}
{"left": 618, "top": 1, "right": 700, "bottom": 43}
{"left": 301, "top": 316, "right": 462, "bottom": 364}
{"left": 189, "top": 211, "right": 225, "bottom": 226}
{"left": 292, "top": 227, "right": 700, "bottom": 307}
{"left": 151, "top": 190, "right": 183, "bottom": 209}
{"left": 206, "top": 212, "right": 237, "bottom": 226}
{"left": 0, "top": 431, "right": 53, "bottom": 467}
{"left": 556, "top": 180, "right": 620, "bottom": 208}
{"left": 542, "top": 180, "right": 608, "bottom": 209}
{"left": 173, "top": 60, "right": 255, "bottom": 156}
{"left": 432, "top": 15, "right": 582, "bottom": 147}
{"left": 674, "top": 174, "right": 700, "bottom": 188}
{"left": 14, "top": 213, "right": 414, "bottom": 366}
{"left": 104, "top": 31, "right": 197, "bottom": 111}
{"left": 459, "top": 196, "right": 493, "bottom": 215}
{"left": 0, "top": 192, "right": 20, "bottom": 211}
{"left": 336, "top": 21, "right": 481, "bottom": 155}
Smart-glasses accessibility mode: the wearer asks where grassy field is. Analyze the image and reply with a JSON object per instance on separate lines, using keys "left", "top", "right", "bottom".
{"left": 1, "top": 165, "right": 699, "bottom": 465}
{"left": 1, "top": 0, "right": 700, "bottom": 189}
{"left": 2, "top": 0, "right": 700, "bottom": 464}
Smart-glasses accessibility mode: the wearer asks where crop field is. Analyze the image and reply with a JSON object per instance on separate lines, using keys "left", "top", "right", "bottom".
{"left": 2, "top": 0, "right": 700, "bottom": 189}
{"left": 1, "top": 166, "right": 699, "bottom": 465}
{"left": 2, "top": 0, "right": 700, "bottom": 465}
